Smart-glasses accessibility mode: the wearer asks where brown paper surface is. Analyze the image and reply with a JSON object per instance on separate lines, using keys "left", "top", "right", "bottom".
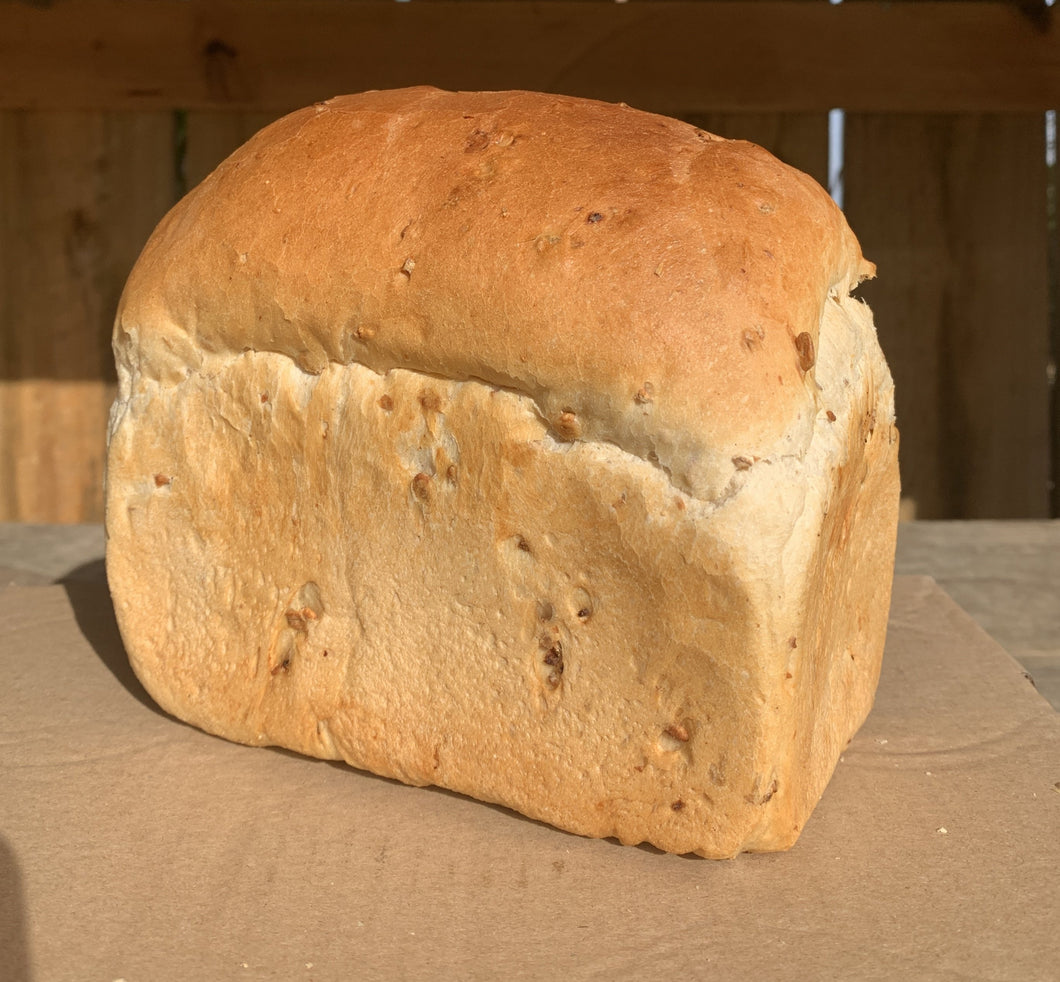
{"left": 2, "top": 575, "right": 1057, "bottom": 981}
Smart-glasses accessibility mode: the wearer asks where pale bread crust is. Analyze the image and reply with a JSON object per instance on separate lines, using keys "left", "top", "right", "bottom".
{"left": 106, "top": 88, "right": 899, "bottom": 857}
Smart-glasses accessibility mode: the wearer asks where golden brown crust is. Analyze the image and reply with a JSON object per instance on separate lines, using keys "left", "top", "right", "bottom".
{"left": 115, "top": 86, "right": 872, "bottom": 501}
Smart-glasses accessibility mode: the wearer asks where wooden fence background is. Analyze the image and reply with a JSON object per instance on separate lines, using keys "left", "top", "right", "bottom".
{"left": 2, "top": 0, "right": 1058, "bottom": 523}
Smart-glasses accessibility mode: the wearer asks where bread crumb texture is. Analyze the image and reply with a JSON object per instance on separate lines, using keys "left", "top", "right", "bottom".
{"left": 106, "top": 88, "right": 899, "bottom": 857}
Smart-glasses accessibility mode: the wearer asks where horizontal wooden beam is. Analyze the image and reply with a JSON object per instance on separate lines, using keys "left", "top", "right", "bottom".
{"left": 1, "top": 1, "right": 1058, "bottom": 114}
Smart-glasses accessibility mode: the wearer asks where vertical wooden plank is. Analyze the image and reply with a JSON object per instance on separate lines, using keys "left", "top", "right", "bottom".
{"left": 682, "top": 0, "right": 832, "bottom": 186}
{"left": 680, "top": 112, "right": 829, "bottom": 191}
{"left": 183, "top": 111, "right": 283, "bottom": 190}
{"left": 0, "top": 111, "right": 175, "bottom": 523}
{"left": 1049, "top": 127, "right": 1059, "bottom": 517}
{"left": 844, "top": 113, "right": 1050, "bottom": 519}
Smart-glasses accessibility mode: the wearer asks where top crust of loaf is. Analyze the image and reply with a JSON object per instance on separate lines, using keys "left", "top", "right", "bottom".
{"left": 114, "top": 86, "right": 873, "bottom": 501}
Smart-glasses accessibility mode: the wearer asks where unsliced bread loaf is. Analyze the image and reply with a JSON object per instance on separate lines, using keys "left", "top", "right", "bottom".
{"left": 105, "top": 87, "right": 900, "bottom": 858}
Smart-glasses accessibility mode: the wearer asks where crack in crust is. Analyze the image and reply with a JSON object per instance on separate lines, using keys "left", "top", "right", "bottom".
{"left": 114, "top": 286, "right": 891, "bottom": 524}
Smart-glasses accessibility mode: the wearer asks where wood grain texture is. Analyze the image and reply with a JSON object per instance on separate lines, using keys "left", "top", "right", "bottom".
{"left": 1049, "top": 150, "right": 1059, "bottom": 518}
{"left": 0, "top": 111, "right": 174, "bottom": 522}
{"left": 844, "top": 113, "right": 1051, "bottom": 519}
{"left": 1, "top": 1, "right": 1058, "bottom": 113}
{"left": 0, "top": 380, "right": 116, "bottom": 523}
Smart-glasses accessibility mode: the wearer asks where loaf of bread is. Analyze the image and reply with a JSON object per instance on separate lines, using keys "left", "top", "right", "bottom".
{"left": 106, "top": 87, "right": 899, "bottom": 857}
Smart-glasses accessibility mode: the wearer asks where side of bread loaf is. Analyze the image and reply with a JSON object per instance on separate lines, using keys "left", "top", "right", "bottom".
{"left": 106, "top": 88, "right": 899, "bottom": 857}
